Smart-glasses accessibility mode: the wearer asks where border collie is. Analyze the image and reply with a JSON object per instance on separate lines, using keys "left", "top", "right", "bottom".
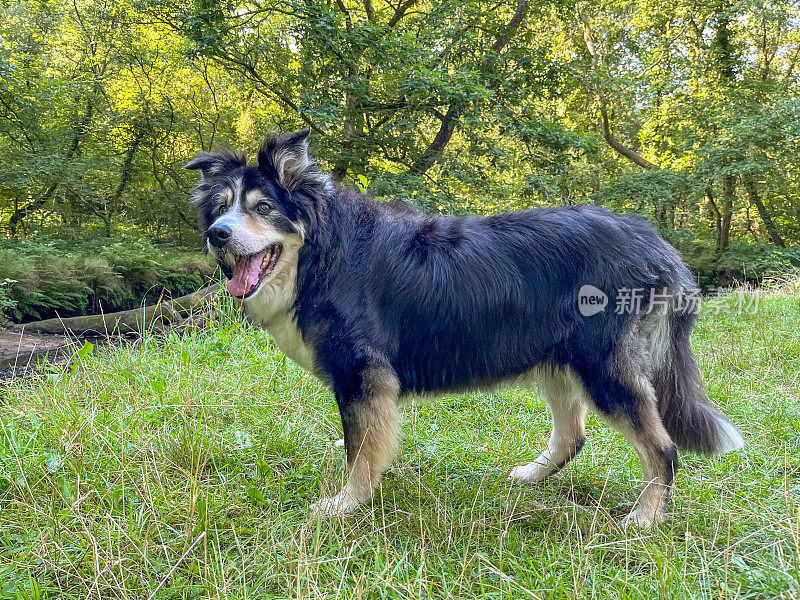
{"left": 186, "top": 129, "right": 743, "bottom": 528}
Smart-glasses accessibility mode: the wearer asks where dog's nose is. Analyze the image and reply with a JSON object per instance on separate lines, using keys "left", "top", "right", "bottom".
{"left": 206, "top": 224, "right": 232, "bottom": 248}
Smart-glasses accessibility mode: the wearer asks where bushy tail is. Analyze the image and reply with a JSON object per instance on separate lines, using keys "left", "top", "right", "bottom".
{"left": 651, "top": 309, "right": 744, "bottom": 455}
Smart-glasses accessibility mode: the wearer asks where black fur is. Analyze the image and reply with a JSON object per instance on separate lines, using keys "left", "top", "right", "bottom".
{"left": 188, "top": 136, "right": 735, "bottom": 436}
{"left": 654, "top": 308, "right": 739, "bottom": 454}
{"left": 294, "top": 194, "right": 677, "bottom": 402}
{"left": 554, "top": 435, "right": 587, "bottom": 474}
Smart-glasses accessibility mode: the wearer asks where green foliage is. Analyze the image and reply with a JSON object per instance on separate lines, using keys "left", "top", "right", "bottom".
{"left": 717, "top": 242, "right": 800, "bottom": 282}
{"left": 0, "top": 0, "right": 798, "bottom": 289}
{"left": 0, "top": 236, "right": 216, "bottom": 323}
{"left": 593, "top": 169, "right": 696, "bottom": 217}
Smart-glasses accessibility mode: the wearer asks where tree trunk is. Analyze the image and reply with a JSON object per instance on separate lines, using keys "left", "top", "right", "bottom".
{"left": 744, "top": 177, "right": 785, "bottom": 247}
{"left": 14, "top": 302, "right": 182, "bottom": 335}
{"left": 706, "top": 187, "right": 723, "bottom": 252}
{"left": 12, "top": 284, "right": 220, "bottom": 335}
{"left": 719, "top": 175, "right": 736, "bottom": 255}
{"left": 103, "top": 131, "right": 144, "bottom": 237}
{"left": 655, "top": 202, "right": 666, "bottom": 226}
{"left": 713, "top": 11, "right": 736, "bottom": 259}
{"left": 330, "top": 0, "right": 363, "bottom": 181}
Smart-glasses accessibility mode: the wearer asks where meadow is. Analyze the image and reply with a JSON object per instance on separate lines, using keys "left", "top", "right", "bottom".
{"left": 1, "top": 286, "right": 798, "bottom": 599}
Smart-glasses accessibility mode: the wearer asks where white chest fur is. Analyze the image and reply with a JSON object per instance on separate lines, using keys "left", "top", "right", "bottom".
{"left": 261, "top": 309, "right": 316, "bottom": 374}
{"left": 242, "top": 247, "right": 316, "bottom": 374}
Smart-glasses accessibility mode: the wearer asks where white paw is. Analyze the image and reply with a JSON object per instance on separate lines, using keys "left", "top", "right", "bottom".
{"left": 310, "top": 492, "right": 360, "bottom": 516}
{"left": 333, "top": 438, "right": 345, "bottom": 448}
{"left": 621, "top": 507, "right": 664, "bottom": 530}
{"left": 508, "top": 462, "right": 550, "bottom": 483}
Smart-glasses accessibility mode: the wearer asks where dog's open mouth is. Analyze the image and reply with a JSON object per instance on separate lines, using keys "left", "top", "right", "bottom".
{"left": 222, "top": 244, "right": 282, "bottom": 298}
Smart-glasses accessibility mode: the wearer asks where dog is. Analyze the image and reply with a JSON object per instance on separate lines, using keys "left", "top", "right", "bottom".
{"left": 186, "top": 129, "right": 743, "bottom": 528}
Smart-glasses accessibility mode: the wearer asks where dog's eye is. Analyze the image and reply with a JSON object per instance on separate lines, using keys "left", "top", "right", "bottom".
{"left": 218, "top": 204, "right": 227, "bottom": 216}
{"left": 255, "top": 202, "right": 272, "bottom": 215}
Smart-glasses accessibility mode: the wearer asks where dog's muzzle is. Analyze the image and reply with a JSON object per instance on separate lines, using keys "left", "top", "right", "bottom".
{"left": 206, "top": 224, "right": 232, "bottom": 249}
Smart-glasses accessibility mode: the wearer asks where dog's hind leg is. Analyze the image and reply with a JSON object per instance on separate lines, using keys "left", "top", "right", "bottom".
{"left": 312, "top": 364, "right": 401, "bottom": 516}
{"left": 602, "top": 397, "right": 678, "bottom": 529}
{"left": 582, "top": 356, "right": 678, "bottom": 529}
{"left": 509, "top": 368, "right": 588, "bottom": 483}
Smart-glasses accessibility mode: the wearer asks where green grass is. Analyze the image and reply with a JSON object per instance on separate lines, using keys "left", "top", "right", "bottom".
{"left": 1, "top": 290, "right": 799, "bottom": 599}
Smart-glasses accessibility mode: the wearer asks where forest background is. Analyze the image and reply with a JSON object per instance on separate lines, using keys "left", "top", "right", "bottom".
{"left": 1, "top": 0, "right": 799, "bottom": 322}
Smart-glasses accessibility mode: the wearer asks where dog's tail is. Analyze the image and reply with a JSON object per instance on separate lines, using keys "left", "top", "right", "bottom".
{"left": 649, "top": 298, "right": 744, "bottom": 455}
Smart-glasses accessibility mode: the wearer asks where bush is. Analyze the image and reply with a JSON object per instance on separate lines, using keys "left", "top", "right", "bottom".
{"left": 716, "top": 243, "right": 800, "bottom": 283}
{"left": 0, "top": 236, "right": 216, "bottom": 324}
{"left": 657, "top": 229, "right": 800, "bottom": 288}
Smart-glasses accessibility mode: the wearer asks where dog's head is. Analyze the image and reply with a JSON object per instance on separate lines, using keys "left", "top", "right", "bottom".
{"left": 186, "top": 129, "right": 330, "bottom": 306}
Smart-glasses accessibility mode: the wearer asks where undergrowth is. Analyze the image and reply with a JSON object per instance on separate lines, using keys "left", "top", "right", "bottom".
{"left": 0, "top": 236, "right": 216, "bottom": 324}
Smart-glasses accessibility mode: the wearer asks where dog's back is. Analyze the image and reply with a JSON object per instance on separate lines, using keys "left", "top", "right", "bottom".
{"left": 299, "top": 201, "right": 687, "bottom": 392}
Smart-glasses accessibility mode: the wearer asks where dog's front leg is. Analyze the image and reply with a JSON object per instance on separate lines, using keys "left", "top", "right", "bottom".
{"left": 312, "top": 365, "right": 401, "bottom": 516}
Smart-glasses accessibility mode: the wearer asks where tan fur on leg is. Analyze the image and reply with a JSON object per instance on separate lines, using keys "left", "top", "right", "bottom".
{"left": 313, "top": 367, "right": 401, "bottom": 516}
{"left": 618, "top": 416, "right": 676, "bottom": 529}
{"left": 602, "top": 385, "right": 677, "bottom": 529}
{"left": 509, "top": 367, "right": 588, "bottom": 483}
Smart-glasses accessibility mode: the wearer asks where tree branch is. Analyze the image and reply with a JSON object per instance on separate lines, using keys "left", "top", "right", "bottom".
{"left": 387, "top": 0, "right": 418, "bottom": 28}
{"left": 579, "top": 13, "right": 656, "bottom": 170}
{"left": 363, "top": 0, "right": 376, "bottom": 23}
{"left": 409, "top": 0, "right": 529, "bottom": 176}
{"left": 408, "top": 104, "right": 460, "bottom": 175}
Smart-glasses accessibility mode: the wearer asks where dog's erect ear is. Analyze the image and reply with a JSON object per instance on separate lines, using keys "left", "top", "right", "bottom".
{"left": 258, "top": 129, "right": 330, "bottom": 192}
{"left": 184, "top": 150, "right": 246, "bottom": 180}
{"left": 185, "top": 150, "right": 246, "bottom": 210}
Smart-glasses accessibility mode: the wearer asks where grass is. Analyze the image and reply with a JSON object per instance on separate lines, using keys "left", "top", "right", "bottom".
{"left": 1, "top": 288, "right": 799, "bottom": 599}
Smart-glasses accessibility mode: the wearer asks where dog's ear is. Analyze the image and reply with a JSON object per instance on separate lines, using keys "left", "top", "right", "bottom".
{"left": 258, "top": 129, "right": 330, "bottom": 192}
{"left": 185, "top": 150, "right": 246, "bottom": 211}
{"left": 184, "top": 150, "right": 245, "bottom": 180}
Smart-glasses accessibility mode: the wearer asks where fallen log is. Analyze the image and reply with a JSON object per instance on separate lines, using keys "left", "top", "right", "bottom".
{"left": 11, "top": 283, "right": 221, "bottom": 336}
{"left": 164, "top": 282, "right": 221, "bottom": 313}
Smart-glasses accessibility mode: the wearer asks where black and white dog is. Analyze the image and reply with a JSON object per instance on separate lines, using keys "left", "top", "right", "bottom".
{"left": 186, "top": 129, "right": 743, "bottom": 527}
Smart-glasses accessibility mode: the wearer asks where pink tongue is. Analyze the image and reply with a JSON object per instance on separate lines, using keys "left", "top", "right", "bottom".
{"left": 226, "top": 251, "right": 267, "bottom": 297}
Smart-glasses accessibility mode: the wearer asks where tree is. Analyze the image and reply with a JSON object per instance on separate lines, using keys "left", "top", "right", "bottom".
{"left": 0, "top": 0, "right": 797, "bottom": 286}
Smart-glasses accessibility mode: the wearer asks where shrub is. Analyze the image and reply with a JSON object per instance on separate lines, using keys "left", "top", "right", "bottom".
{"left": 0, "top": 236, "right": 216, "bottom": 324}
{"left": 716, "top": 243, "right": 800, "bottom": 283}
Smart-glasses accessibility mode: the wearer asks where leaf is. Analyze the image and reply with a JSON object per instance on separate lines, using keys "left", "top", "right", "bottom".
{"left": 245, "top": 483, "right": 265, "bottom": 506}
{"left": 43, "top": 452, "right": 62, "bottom": 472}
{"left": 76, "top": 340, "right": 94, "bottom": 360}
{"left": 151, "top": 376, "right": 166, "bottom": 393}
{"left": 196, "top": 497, "right": 208, "bottom": 531}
